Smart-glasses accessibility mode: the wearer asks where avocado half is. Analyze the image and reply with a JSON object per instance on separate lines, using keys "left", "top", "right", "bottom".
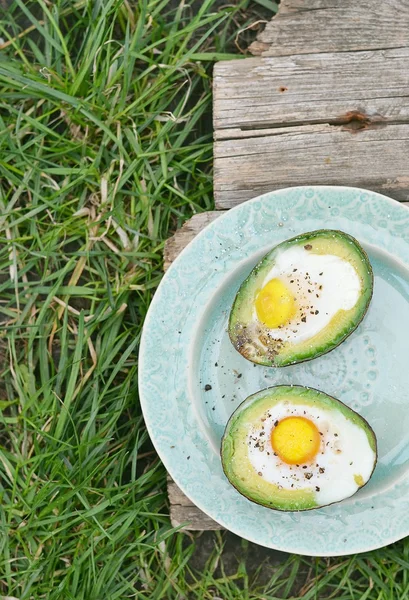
{"left": 221, "top": 385, "right": 377, "bottom": 512}
{"left": 228, "top": 230, "right": 373, "bottom": 367}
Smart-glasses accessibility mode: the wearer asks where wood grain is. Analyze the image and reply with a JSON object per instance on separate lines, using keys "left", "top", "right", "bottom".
{"left": 213, "top": 0, "right": 409, "bottom": 210}
{"left": 214, "top": 48, "right": 409, "bottom": 132}
{"left": 213, "top": 46, "right": 409, "bottom": 208}
{"left": 163, "top": 212, "right": 222, "bottom": 271}
{"left": 167, "top": 476, "right": 223, "bottom": 530}
{"left": 250, "top": 0, "right": 409, "bottom": 57}
{"left": 214, "top": 123, "right": 409, "bottom": 208}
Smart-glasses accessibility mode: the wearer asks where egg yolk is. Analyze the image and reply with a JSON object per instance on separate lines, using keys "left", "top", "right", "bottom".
{"left": 271, "top": 416, "right": 321, "bottom": 465}
{"left": 255, "top": 278, "right": 296, "bottom": 328}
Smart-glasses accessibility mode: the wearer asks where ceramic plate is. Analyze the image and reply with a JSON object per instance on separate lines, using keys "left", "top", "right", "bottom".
{"left": 139, "top": 186, "right": 409, "bottom": 556}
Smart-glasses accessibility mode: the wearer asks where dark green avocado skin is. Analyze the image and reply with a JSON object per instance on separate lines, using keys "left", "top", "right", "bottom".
{"left": 228, "top": 230, "right": 374, "bottom": 367}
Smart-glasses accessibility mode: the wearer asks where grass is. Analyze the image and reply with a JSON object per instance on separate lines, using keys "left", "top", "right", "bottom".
{"left": 0, "top": 0, "right": 408, "bottom": 598}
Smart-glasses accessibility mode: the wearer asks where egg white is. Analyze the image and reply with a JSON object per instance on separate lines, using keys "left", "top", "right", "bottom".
{"left": 254, "top": 246, "right": 361, "bottom": 344}
{"left": 247, "top": 400, "right": 376, "bottom": 506}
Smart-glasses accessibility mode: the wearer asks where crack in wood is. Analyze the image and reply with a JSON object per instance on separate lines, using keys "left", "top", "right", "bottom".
{"left": 236, "top": 113, "right": 394, "bottom": 134}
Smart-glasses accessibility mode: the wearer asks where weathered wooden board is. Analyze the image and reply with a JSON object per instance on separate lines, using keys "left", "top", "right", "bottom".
{"left": 214, "top": 124, "right": 409, "bottom": 208}
{"left": 214, "top": 48, "right": 409, "bottom": 208}
{"left": 213, "top": 0, "right": 409, "bottom": 210}
{"left": 163, "top": 212, "right": 221, "bottom": 272}
{"left": 167, "top": 475, "right": 223, "bottom": 530}
{"left": 214, "top": 49, "right": 409, "bottom": 131}
{"left": 213, "top": 48, "right": 409, "bottom": 208}
{"left": 250, "top": 0, "right": 409, "bottom": 57}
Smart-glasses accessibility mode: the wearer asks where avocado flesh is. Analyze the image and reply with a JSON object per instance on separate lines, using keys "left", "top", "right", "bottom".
{"left": 228, "top": 230, "right": 373, "bottom": 367}
{"left": 221, "top": 385, "right": 377, "bottom": 512}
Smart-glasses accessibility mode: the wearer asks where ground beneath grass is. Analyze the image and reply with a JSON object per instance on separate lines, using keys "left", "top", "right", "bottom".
{"left": 0, "top": 1, "right": 409, "bottom": 598}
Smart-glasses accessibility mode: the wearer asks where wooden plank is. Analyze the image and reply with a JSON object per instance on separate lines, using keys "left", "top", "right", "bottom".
{"left": 213, "top": 0, "right": 409, "bottom": 210}
{"left": 214, "top": 48, "right": 409, "bottom": 131}
{"left": 214, "top": 124, "right": 409, "bottom": 208}
{"left": 163, "top": 212, "right": 221, "bottom": 271}
{"left": 167, "top": 476, "right": 223, "bottom": 530}
{"left": 250, "top": 0, "right": 409, "bottom": 57}
{"left": 213, "top": 47, "right": 409, "bottom": 208}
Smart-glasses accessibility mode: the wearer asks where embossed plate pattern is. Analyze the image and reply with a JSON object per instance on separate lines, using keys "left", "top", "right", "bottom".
{"left": 139, "top": 186, "right": 409, "bottom": 556}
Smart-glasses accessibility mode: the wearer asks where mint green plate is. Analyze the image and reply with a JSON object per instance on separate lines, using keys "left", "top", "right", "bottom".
{"left": 139, "top": 186, "right": 409, "bottom": 556}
